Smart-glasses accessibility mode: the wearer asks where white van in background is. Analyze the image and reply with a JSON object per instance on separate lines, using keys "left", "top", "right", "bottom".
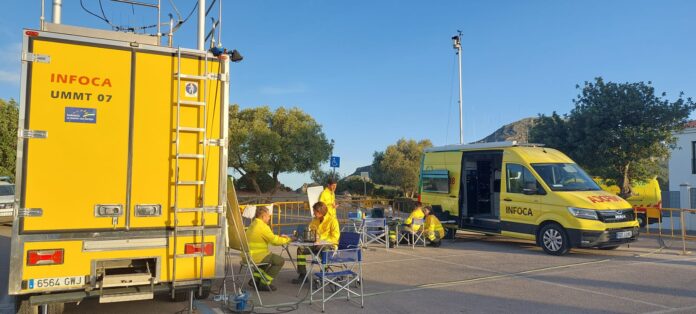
{"left": 0, "top": 176, "right": 14, "bottom": 223}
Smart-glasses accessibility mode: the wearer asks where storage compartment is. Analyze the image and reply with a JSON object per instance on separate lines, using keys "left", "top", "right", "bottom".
{"left": 95, "top": 258, "right": 158, "bottom": 288}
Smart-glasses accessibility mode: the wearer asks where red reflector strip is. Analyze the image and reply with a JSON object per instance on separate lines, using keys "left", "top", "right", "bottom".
{"left": 184, "top": 243, "right": 214, "bottom": 256}
{"left": 25, "top": 31, "right": 39, "bottom": 37}
{"left": 27, "top": 249, "right": 64, "bottom": 266}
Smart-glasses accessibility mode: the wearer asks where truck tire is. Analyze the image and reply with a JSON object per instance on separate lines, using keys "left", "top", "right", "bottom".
{"left": 539, "top": 223, "right": 570, "bottom": 256}
{"left": 16, "top": 300, "right": 64, "bottom": 314}
{"left": 637, "top": 214, "right": 647, "bottom": 228}
{"left": 171, "top": 286, "right": 212, "bottom": 302}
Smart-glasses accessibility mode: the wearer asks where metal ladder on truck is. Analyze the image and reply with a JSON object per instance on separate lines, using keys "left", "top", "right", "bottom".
{"left": 171, "top": 47, "right": 211, "bottom": 298}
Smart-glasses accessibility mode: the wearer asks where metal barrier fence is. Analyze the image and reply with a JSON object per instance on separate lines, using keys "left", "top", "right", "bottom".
{"left": 643, "top": 207, "right": 696, "bottom": 255}
{"left": 239, "top": 198, "right": 399, "bottom": 235}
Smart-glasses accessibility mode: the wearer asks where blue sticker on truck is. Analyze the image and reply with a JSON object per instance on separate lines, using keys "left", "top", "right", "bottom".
{"left": 65, "top": 107, "right": 96, "bottom": 123}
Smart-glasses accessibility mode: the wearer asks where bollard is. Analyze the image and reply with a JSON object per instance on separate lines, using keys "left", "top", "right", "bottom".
{"left": 680, "top": 209, "right": 689, "bottom": 255}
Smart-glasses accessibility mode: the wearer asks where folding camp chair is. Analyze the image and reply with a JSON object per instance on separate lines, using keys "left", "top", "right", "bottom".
{"left": 225, "top": 197, "right": 273, "bottom": 306}
{"left": 343, "top": 212, "right": 363, "bottom": 233}
{"left": 238, "top": 256, "right": 272, "bottom": 303}
{"left": 399, "top": 218, "right": 426, "bottom": 249}
{"left": 361, "top": 218, "right": 388, "bottom": 249}
{"left": 310, "top": 237, "right": 364, "bottom": 312}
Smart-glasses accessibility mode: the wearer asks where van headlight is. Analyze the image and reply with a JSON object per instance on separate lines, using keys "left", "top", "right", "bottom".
{"left": 567, "top": 207, "right": 598, "bottom": 220}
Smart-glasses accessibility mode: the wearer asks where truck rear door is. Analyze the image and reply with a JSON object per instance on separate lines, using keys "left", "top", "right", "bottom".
{"left": 20, "top": 36, "right": 132, "bottom": 232}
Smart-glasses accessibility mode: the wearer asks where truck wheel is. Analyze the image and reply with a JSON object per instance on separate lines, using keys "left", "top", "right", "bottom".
{"left": 637, "top": 214, "right": 647, "bottom": 228}
{"left": 171, "top": 286, "right": 211, "bottom": 301}
{"left": 195, "top": 286, "right": 211, "bottom": 300}
{"left": 539, "top": 223, "right": 570, "bottom": 256}
{"left": 16, "top": 300, "right": 64, "bottom": 314}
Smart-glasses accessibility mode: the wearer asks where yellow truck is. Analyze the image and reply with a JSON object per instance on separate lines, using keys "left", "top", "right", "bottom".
{"left": 9, "top": 21, "right": 231, "bottom": 311}
{"left": 419, "top": 141, "right": 639, "bottom": 255}
{"left": 594, "top": 178, "right": 662, "bottom": 228}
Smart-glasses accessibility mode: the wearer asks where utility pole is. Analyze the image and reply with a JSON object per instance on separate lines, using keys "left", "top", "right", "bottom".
{"left": 452, "top": 31, "right": 463, "bottom": 144}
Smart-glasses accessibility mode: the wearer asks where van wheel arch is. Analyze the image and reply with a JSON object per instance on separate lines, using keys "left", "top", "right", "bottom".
{"left": 535, "top": 220, "right": 563, "bottom": 245}
{"left": 536, "top": 221, "right": 572, "bottom": 256}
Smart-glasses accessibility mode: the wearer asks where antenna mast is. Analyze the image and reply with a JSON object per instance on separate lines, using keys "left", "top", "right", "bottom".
{"left": 452, "top": 31, "right": 463, "bottom": 144}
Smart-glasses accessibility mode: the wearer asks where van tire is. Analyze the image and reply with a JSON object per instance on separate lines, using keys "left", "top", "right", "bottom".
{"left": 539, "top": 223, "right": 570, "bottom": 256}
{"left": 637, "top": 214, "right": 647, "bottom": 228}
{"left": 16, "top": 300, "right": 64, "bottom": 314}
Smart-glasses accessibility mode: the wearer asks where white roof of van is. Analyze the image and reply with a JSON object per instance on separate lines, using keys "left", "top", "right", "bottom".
{"left": 424, "top": 141, "right": 545, "bottom": 152}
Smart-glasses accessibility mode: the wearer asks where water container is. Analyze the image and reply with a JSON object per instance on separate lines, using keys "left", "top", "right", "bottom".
{"left": 234, "top": 291, "right": 249, "bottom": 311}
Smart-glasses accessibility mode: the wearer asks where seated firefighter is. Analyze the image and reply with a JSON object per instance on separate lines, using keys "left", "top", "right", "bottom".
{"left": 292, "top": 201, "right": 341, "bottom": 284}
{"left": 400, "top": 201, "right": 425, "bottom": 238}
{"left": 423, "top": 206, "right": 445, "bottom": 247}
{"left": 245, "top": 206, "right": 291, "bottom": 291}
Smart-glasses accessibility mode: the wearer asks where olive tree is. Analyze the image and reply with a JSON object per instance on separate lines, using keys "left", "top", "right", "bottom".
{"left": 228, "top": 105, "right": 333, "bottom": 194}
{"left": 530, "top": 78, "right": 695, "bottom": 197}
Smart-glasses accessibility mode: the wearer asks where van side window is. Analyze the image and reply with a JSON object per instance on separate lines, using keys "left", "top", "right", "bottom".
{"left": 506, "top": 164, "right": 541, "bottom": 194}
{"left": 422, "top": 170, "right": 450, "bottom": 194}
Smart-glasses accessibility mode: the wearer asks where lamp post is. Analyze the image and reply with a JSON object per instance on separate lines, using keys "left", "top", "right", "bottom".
{"left": 452, "top": 31, "right": 463, "bottom": 144}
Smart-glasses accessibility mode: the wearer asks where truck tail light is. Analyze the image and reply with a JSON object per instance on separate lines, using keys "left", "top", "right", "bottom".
{"left": 27, "top": 249, "right": 64, "bottom": 266}
{"left": 184, "top": 243, "right": 213, "bottom": 256}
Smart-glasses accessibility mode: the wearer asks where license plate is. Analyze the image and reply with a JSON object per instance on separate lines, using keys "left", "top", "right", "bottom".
{"left": 616, "top": 231, "right": 632, "bottom": 239}
{"left": 29, "top": 276, "right": 84, "bottom": 290}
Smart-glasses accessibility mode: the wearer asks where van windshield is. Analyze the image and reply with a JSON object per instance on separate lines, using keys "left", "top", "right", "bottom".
{"left": 531, "top": 163, "right": 601, "bottom": 191}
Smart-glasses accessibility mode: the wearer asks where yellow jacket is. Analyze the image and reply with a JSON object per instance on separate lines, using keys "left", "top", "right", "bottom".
{"left": 319, "top": 188, "right": 336, "bottom": 217}
{"left": 424, "top": 215, "right": 445, "bottom": 239}
{"left": 245, "top": 218, "right": 290, "bottom": 263}
{"left": 405, "top": 207, "right": 425, "bottom": 231}
{"left": 309, "top": 214, "right": 340, "bottom": 246}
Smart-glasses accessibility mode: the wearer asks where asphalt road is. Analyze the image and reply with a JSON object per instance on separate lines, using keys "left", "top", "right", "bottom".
{"left": 1, "top": 225, "right": 695, "bottom": 314}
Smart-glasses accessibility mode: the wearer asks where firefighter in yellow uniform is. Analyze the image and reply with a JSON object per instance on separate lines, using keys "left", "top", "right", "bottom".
{"left": 245, "top": 206, "right": 291, "bottom": 291}
{"left": 293, "top": 201, "right": 340, "bottom": 284}
{"left": 403, "top": 201, "right": 425, "bottom": 232}
{"left": 423, "top": 206, "right": 445, "bottom": 247}
{"left": 319, "top": 178, "right": 338, "bottom": 218}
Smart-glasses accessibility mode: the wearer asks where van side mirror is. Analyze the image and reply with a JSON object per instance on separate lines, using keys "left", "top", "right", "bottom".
{"left": 522, "top": 188, "right": 536, "bottom": 195}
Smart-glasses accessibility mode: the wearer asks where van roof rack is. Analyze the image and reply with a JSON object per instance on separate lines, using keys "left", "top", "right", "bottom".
{"left": 424, "top": 141, "right": 545, "bottom": 152}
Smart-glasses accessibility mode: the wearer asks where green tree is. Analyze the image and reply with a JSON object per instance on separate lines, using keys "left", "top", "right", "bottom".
{"left": 337, "top": 176, "right": 375, "bottom": 196}
{"left": 310, "top": 168, "right": 341, "bottom": 186}
{"left": 530, "top": 78, "right": 695, "bottom": 197}
{"left": 228, "top": 105, "right": 333, "bottom": 195}
{"left": 371, "top": 138, "right": 432, "bottom": 197}
{"left": 0, "top": 98, "right": 18, "bottom": 180}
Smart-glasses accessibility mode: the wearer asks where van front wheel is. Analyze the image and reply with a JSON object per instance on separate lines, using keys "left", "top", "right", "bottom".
{"left": 637, "top": 214, "right": 647, "bottom": 228}
{"left": 539, "top": 224, "right": 570, "bottom": 256}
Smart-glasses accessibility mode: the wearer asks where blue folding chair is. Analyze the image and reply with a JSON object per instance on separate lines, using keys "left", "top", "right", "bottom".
{"left": 361, "top": 218, "right": 388, "bottom": 249}
{"left": 310, "top": 232, "right": 364, "bottom": 312}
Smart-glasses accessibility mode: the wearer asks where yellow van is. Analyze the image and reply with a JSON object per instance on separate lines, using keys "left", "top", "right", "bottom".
{"left": 594, "top": 177, "right": 662, "bottom": 227}
{"left": 419, "top": 141, "right": 639, "bottom": 255}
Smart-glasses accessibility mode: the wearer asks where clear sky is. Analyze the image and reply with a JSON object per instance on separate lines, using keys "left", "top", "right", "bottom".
{"left": 2, "top": 1, "right": 696, "bottom": 189}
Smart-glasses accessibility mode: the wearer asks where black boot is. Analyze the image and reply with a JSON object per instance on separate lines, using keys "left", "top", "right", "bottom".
{"left": 257, "top": 284, "right": 273, "bottom": 292}
{"left": 291, "top": 273, "right": 306, "bottom": 284}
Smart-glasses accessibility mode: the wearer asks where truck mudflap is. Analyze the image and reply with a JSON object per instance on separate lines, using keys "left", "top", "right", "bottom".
{"left": 567, "top": 227, "right": 640, "bottom": 248}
